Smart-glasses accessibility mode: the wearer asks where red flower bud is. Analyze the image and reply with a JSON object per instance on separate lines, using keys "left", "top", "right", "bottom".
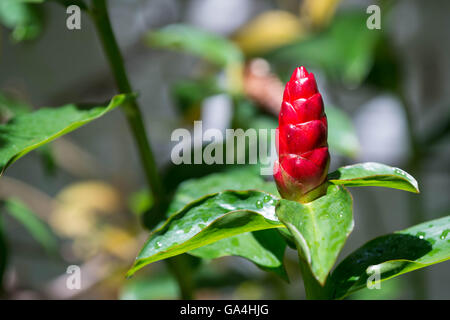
{"left": 274, "top": 66, "right": 330, "bottom": 201}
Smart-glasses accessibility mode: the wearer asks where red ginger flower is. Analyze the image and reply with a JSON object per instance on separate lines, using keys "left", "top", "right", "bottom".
{"left": 274, "top": 66, "right": 330, "bottom": 201}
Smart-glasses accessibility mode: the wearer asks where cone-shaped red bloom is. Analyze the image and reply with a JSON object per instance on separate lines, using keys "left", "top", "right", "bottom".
{"left": 274, "top": 66, "right": 330, "bottom": 201}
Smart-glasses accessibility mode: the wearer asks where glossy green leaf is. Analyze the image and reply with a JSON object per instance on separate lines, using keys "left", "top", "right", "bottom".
{"left": 190, "top": 229, "right": 288, "bottom": 280}
{"left": 0, "top": 92, "right": 59, "bottom": 175}
{"left": 328, "top": 162, "right": 419, "bottom": 193}
{"left": 165, "top": 168, "right": 286, "bottom": 277}
{"left": 329, "top": 215, "right": 450, "bottom": 299}
{"left": 4, "top": 198, "right": 57, "bottom": 253}
{"left": 0, "top": 94, "right": 130, "bottom": 175}
{"left": 276, "top": 184, "right": 354, "bottom": 284}
{"left": 144, "top": 24, "right": 243, "bottom": 67}
{"left": 128, "top": 190, "right": 283, "bottom": 277}
{"left": 326, "top": 105, "right": 359, "bottom": 158}
{"left": 167, "top": 168, "right": 278, "bottom": 215}
{"left": 0, "top": 0, "right": 43, "bottom": 42}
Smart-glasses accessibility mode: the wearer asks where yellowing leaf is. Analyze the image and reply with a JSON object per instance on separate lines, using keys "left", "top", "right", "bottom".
{"left": 56, "top": 181, "right": 121, "bottom": 214}
{"left": 49, "top": 181, "right": 121, "bottom": 238}
{"left": 233, "top": 10, "right": 304, "bottom": 55}
{"left": 301, "top": 0, "right": 341, "bottom": 28}
{"left": 99, "top": 226, "right": 138, "bottom": 261}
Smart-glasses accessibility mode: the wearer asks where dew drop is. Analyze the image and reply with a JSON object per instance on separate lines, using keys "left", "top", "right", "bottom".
{"left": 256, "top": 200, "right": 264, "bottom": 209}
{"left": 439, "top": 229, "right": 449, "bottom": 240}
{"left": 416, "top": 232, "right": 426, "bottom": 240}
{"left": 154, "top": 241, "right": 162, "bottom": 249}
{"left": 263, "top": 195, "right": 271, "bottom": 203}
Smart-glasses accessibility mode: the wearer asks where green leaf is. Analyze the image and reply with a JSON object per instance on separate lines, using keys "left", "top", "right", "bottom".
{"left": 128, "top": 189, "right": 153, "bottom": 217}
{"left": 267, "top": 11, "right": 381, "bottom": 86}
{"left": 120, "top": 274, "right": 179, "bottom": 300}
{"left": 0, "top": 94, "right": 130, "bottom": 175}
{"left": 0, "top": 0, "right": 43, "bottom": 42}
{"left": 4, "top": 198, "right": 57, "bottom": 253}
{"left": 326, "top": 105, "right": 359, "bottom": 158}
{"left": 329, "top": 215, "right": 450, "bottom": 299}
{"left": 0, "top": 92, "right": 58, "bottom": 175}
{"left": 165, "top": 168, "right": 286, "bottom": 278}
{"left": 167, "top": 168, "right": 278, "bottom": 215}
{"left": 190, "top": 229, "right": 288, "bottom": 280}
{"left": 144, "top": 24, "right": 243, "bottom": 67}
{"left": 0, "top": 92, "right": 31, "bottom": 121}
{"left": 328, "top": 162, "right": 419, "bottom": 193}
{"left": 172, "top": 78, "right": 222, "bottom": 117}
{"left": 16, "top": 0, "right": 45, "bottom": 3}
{"left": 275, "top": 184, "right": 354, "bottom": 284}
{"left": 128, "top": 190, "right": 283, "bottom": 277}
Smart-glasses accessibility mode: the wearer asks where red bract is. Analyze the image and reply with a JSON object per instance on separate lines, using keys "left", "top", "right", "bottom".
{"left": 274, "top": 66, "right": 330, "bottom": 201}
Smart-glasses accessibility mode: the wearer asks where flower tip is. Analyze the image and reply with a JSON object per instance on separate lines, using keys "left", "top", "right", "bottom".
{"left": 290, "top": 66, "right": 309, "bottom": 82}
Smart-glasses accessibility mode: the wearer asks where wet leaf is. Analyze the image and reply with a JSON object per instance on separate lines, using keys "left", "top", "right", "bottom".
{"left": 276, "top": 184, "right": 353, "bottom": 284}
{"left": 190, "top": 229, "right": 288, "bottom": 280}
{"left": 329, "top": 215, "right": 450, "bottom": 299}
{"left": 328, "top": 162, "right": 419, "bottom": 193}
{"left": 165, "top": 169, "right": 286, "bottom": 278}
{"left": 128, "top": 190, "right": 283, "bottom": 277}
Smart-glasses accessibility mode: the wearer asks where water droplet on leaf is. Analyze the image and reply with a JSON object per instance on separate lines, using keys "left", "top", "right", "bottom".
{"left": 439, "top": 229, "right": 449, "bottom": 240}
{"left": 154, "top": 241, "right": 162, "bottom": 249}
{"left": 416, "top": 232, "right": 426, "bottom": 240}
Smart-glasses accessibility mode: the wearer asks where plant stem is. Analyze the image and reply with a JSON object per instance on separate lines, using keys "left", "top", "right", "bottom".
{"left": 299, "top": 259, "right": 330, "bottom": 300}
{"left": 90, "top": 0, "right": 164, "bottom": 207}
{"left": 167, "top": 256, "right": 195, "bottom": 300}
{"left": 89, "top": 0, "right": 193, "bottom": 299}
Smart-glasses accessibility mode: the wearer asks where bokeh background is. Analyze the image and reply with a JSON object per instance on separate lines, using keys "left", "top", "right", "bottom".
{"left": 0, "top": 0, "right": 449, "bottom": 299}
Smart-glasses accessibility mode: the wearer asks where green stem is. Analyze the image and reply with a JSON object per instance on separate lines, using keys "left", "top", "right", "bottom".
{"left": 90, "top": 0, "right": 164, "bottom": 206}
{"left": 298, "top": 259, "right": 330, "bottom": 300}
{"left": 89, "top": 0, "right": 193, "bottom": 299}
{"left": 167, "top": 256, "right": 195, "bottom": 300}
